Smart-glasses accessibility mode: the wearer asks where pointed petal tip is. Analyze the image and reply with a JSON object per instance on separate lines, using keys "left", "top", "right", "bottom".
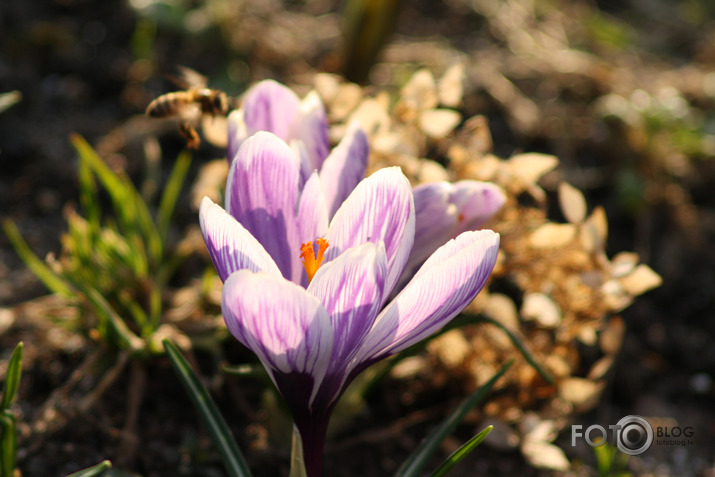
{"left": 242, "top": 80, "right": 302, "bottom": 140}
{"left": 358, "top": 229, "right": 500, "bottom": 362}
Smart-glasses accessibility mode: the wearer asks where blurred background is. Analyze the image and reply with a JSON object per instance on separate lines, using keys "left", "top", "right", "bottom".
{"left": 1, "top": 0, "right": 714, "bottom": 475}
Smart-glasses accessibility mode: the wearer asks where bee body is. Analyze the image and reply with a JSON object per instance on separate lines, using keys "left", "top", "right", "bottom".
{"left": 145, "top": 68, "right": 230, "bottom": 149}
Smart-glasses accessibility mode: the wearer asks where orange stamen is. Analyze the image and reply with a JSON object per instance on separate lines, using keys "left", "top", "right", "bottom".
{"left": 300, "top": 238, "right": 329, "bottom": 283}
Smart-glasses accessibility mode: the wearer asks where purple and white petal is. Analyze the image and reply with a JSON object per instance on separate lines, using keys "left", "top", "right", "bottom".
{"left": 355, "top": 230, "right": 499, "bottom": 365}
{"left": 451, "top": 181, "right": 506, "bottom": 235}
{"left": 291, "top": 139, "right": 314, "bottom": 186}
{"left": 308, "top": 242, "right": 387, "bottom": 368}
{"left": 325, "top": 167, "right": 415, "bottom": 296}
{"left": 222, "top": 270, "right": 333, "bottom": 405}
{"left": 408, "top": 182, "right": 460, "bottom": 274}
{"left": 319, "top": 122, "right": 370, "bottom": 219}
{"left": 295, "top": 91, "right": 330, "bottom": 173}
{"left": 296, "top": 171, "right": 330, "bottom": 283}
{"left": 225, "top": 132, "right": 302, "bottom": 281}
{"left": 242, "top": 80, "right": 302, "bottom": 141}
{"left": 199, "top": 197, "right": 281, "bottom": 281}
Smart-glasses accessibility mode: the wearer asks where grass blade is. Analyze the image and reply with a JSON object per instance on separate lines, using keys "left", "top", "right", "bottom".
{"left": 471, "top": 315, "right": 554, "bottom": 385}
{"left": 2, "top": 220, "right": 73, "bottom": 297}
{"left": 77, "top": 147, "right": 101, "bottom": 235}
{"left": 163, "top": 339, "right": 253, "bottom": 477}
{"left": 0, "top": 343, "right": 23, "bottom": 412}
{"left": 429, "top": 426, "right": 493, "bottom": 477}
{"left": 395, "top": 360, "right": 513, "bottom": 477}
{"left": 70, "top": 134, "right": 162, "bottom": 264}
{"left": 157, "top": 150, "right": 192, "bottom": 244}
{"left": 64, "top": 460, "right": 112, "bottom": 477}
{"left": 62, "top": 275, "right": 145, "bottom": 354}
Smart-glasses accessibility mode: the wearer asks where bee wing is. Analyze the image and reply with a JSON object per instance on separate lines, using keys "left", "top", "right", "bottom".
{"left": 169, "top": 66, "right": 209, "bottom": 89}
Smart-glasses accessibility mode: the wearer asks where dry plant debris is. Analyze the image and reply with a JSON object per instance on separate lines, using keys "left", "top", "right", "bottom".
{"left": 309, "top": 68, "right": 662, "bottom": 470}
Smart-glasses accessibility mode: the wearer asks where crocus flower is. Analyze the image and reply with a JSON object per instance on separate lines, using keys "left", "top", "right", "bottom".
{"left": 227, "top": 79, "right": 505, "bottom": 289}
{"left": 200, "top": 135, "right": 500, "bottom": 476}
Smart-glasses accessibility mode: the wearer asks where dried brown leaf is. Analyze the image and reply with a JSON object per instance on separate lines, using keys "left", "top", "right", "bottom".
{"left": 558, "top": 182, "right": 587, "bottom": 224}
{"left": 418, "top": 108, "right": 461, "bottom": 139}
{"left": 331, "top": 83, "right": 363, "bottom": 121}
{"left": 599, "top": 316, "right": 625, "bottom": 355}
{"left": 521, "top": 293, "right": 561, "bottom": 328}
{"left": 559, "top": 378, "right": 604, "bottom": 411}
{"left": 587, "top": 206, "right": 608, "bottom": 242}
{"left": 619, "top": 264, "right": 663, "bottom": 296}
{"left": 587, "top": 355, "right": 616, "bottom": 381}
{"left": 601, "top": 279, "right": 634, "bottom": 311}
{"left": 521, "top": 441, "right": 570, "bottom": 471}
{"left": 544, "top": 355, "right": 572, "bottom": 378}
{"left": 610, "top": 252, "right": 640, "bottom": 278}
{"left": 313, "top": 73, "right": 341, "bottom": 105}
{"left": 437, "top": 63, "right": 464, "bottom": 107}
{"left": 348, "top": 98, "right": 390, "bottom": 136}
{"left": 415, "top": 159, "right": 450, "bottom": 183}
{"left": 507, "top": 152, "right": 559, "bottom": 183}
{"left": 400, "top": 68, "right": 438, "bottom": 111}
{"left": 529, "top": 223, "right": 577, "bottom": 248}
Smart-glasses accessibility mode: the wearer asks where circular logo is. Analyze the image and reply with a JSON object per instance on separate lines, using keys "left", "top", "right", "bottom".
{"left": 615, "top": 415, "right": 653, "bottom": 455}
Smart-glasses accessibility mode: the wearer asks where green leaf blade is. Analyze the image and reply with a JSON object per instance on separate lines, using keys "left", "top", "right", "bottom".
{"left": 0, "top": 343, "right": 23, "bottom": 412}
{"left": 2, "top": 220, "right": 73, "bottom": 297}
{"left": 467, "top": 314, "right": 554, "bottom": 385}
{"left": 163, "top": 339, "right": 253, "bottom": 477}
{"left": 429, "top": 426, "right": 493, "bottom": 477}
{"left": 395, "top": 360, "right": 513, "bottom": 477}
{"left": 157, "top": 150, "right": 192, "bottom": 244}
{"left": 64, "top": 460, "right": 112, "bottom": 477}
{"left": 70, "top": 134, "right": 161, "bottom": 266}
{"left": 0, "top": 412, "right": 17, "bottom": 477}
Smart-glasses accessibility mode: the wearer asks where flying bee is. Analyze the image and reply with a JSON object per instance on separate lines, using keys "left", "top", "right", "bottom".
{"left": 145, "top": 66, "right": 231, "bottom": 149}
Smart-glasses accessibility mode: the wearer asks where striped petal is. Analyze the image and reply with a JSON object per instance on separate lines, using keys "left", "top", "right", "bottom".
{"left": 295, "top": 91, "right": 331, "bottom": 172}
{"left": 325, "top": 167, "right": 415, "bottom": 295}
{"left": 199, "top": 197, "right": 281, "bottom": 281}
{"left": 308, "top": 242, "right": 387, "bottom": 374}
{"left": 401, "top": 181, "right": 505, "bottom": 288}
{"left": 355, "top": 230, "right": 499, "bottom": 365}
{"left": 451, "top": 181, "right": 506, "bottom": 235}
{"left": 225, "top": 131, "right": 302, "bottom": 281}
{"left": 319, "top": 122, "right": 370, "bottom": 219}
{"left": 243, "top": 80, "right": 302, "bottom": 141}
{"left": 297, "top": 170, "right": 330, "bottom": 239}
{"left": 408, "top": 182, "right": 460, "bottom": 274}
{"left": 222, "top": 270, "right": 333, "bottom": 406}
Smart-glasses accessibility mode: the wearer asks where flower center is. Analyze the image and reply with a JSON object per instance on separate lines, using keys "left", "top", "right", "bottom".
{"left": 300, "top": 238, "right": 329, "bottom": 283}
